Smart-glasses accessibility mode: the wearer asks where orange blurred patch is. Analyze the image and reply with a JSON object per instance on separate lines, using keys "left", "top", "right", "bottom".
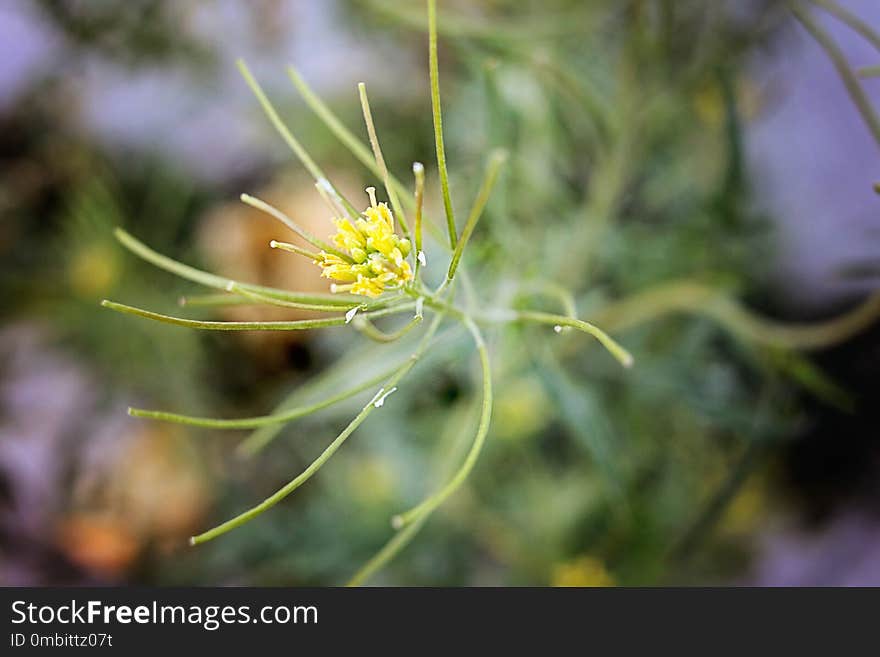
{"left": 62, "top": 424, "right": 209, "bottom": 577}
{"left": 56, "top": 514, "right": 140, "bottom": 579}
{"left": 110, "top": 427, "right": 209, "bottom": 549}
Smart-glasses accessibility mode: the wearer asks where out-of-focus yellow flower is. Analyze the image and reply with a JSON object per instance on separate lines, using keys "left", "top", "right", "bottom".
{"left": 69, "top": 243, "right": 119, "bottom": 298}
{"left": 494, "top": 377, "right": 551, "bottom": 441}
{"left": 316, "top": 187, "right": 412, "bottom": 298}
{"left": 551, "top": 555, "right": 615, "bottom": 587}
{"left": 693, "top": 76, "right": 760, "bottom": 126}
{"left": 720, "top": 476, "right": 768, "bottom": 536}
{"left": 348, "top": 456, "right": 397, "bottom": 506}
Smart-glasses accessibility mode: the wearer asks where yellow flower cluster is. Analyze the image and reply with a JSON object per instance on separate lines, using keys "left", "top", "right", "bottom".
{"left": 551, "top": 555, "right": 615, "bottom": 587}
{"left": 316, "top": 188, "right": 413, "bottom": 297}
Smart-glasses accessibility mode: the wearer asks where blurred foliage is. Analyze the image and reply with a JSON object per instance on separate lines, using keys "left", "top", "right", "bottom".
{"left": 33, "top": 0, "right": 214, "bottom": 68}
{"left": 3, "top": 0, "right": 879, "bottom": 586}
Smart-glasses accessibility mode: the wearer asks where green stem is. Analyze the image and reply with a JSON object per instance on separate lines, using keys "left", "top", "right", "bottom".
{"left": 287, "top": 66, "right": 378, "bottom": 176}
{"left": 113, "top": 227, "right": 356, "bottom": 306}
{"left": 588, "top": 280, "right": 721, "bottom": 332}
{"left": 405, "top": 287, "right": 468, "bottom": 322}
{"left": 392, "top": 316, "right": 492, "bottom": 527}
{"left": 240, "top": 193, "right": 352, "bottom": 262}
{"left": 413, "top": 162, "right": 426, "bottom": 273}
{"left": 178, "top": 294, "right": 253, "bottom": 307}
{"left": 446, "top": 149, "right": 507, "bottom": 281}
{"left": 237, "top": 59, "right": 359, "bottom": 219}
{"left": 227, "top": 282, "right": 400, "bottom": 314}
{"left": 588, "top": 279, "right": 880, "bottom": 352}
{"left": 237, "top": 331, "right": 434, "bottom": 457}
{"left": 809, "top": 0, "right": 880, "bottom": 53}
{"left": 129, "top": 361, "right": 405, "bottom": 429}
{"left": 353, "top": 314, "right": 424, "bottom": 343}
{"left": 515, "top": 310, "right": 634, "bottom": 368}
{"left": 409, "top": 286, "right": 632, "bottom": 368}
{"left": 428, "top": 0, "right": 458, "bottom": 249}
{"left": 703, "top": 294, "right": 880, "bottom": 351}
{"left": 347, "top": 512, "right": 430, "bottom": 587}
{"left": 286, "top": 65, "right": 451, "bottom": 251}
{"left": 269, "top": 239, "right": 320, "bottom": 260}
{"left": 358, "top": 82, "right": 411, "bottom": 236}
{"left": 517, "top": 282, "right": 578, "bottom": 322}
{"left": 189, "top": 312, "right": 445, "bottom": 546}
{"left": 226, "top": 283, "right": 359, "bottom": 313}
{"left": 100, "top": 299, "right": 413, "bottom": 331}
{"left": 792, "top": 4, "right": 880, "bottom": 148}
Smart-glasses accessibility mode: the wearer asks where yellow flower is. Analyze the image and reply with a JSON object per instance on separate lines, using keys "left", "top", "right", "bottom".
{"left": 551, "top": 555, "right": 615, "bottom": 587}
{"left": 316, "top": 187, "right": 412, "bottom": 297}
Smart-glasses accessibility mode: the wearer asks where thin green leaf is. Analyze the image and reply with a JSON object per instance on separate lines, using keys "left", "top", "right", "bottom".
{"left": 100, "top": 299, "right": 413, "bottom": 331}
{"left": 429, "top": 0, "right": 458, "bottom": 248}
{"left": 358, "top": 82, "right": 411, "bottom": 236}
{"left": 446, "top": 149, "right": 507, "bottom": 281}
{"left": 129, "top": 360, "right": 406, "bottom": 429}
{"left": 793, "top": 4, "right": 880, "bottom": 148}
{"left": 810, "top": 0, "right": 880, "bottom": 53}
{"left": 353, "top": 314, "right": 423, "bottom": 343}
{"left": 236, "top": 59, "right": 359, "bottom": 218}
{"left": 516, "top": 310, "right": 634, "bottom": 368}
{"left": 113, "top": 227, "right": 355, "bottom": 306}
{"left": 240, "top": 193, "right": 351, "bottom": 262}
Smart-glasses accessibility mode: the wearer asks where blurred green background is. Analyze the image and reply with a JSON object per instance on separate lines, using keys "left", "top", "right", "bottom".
{"left": 2, "top": 0, "right": 879, "bottom": 586}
